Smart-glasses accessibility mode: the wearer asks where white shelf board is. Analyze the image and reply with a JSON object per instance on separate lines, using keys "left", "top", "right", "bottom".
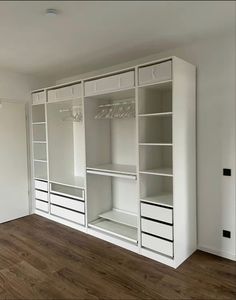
{"left": 34, "top": 176, "right": 48, "bottom": 181}
{"left": 139, "top": 143, "right": 173, "bottom": 146}
{"left": 89, "top": 219, "right": 137, "bottom": 243}
{"left": 138, "top": 79, "right": 172, "bottom": 89}
{"left": 140, "top": 168, "right": 173, "bottom": 177}
{"left": 33, "top": 159, "right": 47, "bottom": 163}
{"left": 32, "top": 122, "right": 46, "bottom": 125}
{"left": 87, "top": 163, "right": 137, "bottom": 179}
{"left": 99, "top": 209, "right": 137, "bottom": 228}
{"left": 49, "top": 175, "right": 85, "bottom": 189}
{"left": 33, "top": 141, "right": 47, "bottom": 144}
{"left": 140, "top": 193, "right": 173, "bottom": 208}
{"left": 138, "top": 112, "right": 172, "bottom": 117}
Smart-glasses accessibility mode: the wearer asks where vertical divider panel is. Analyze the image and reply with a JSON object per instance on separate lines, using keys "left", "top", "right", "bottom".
{"left": 45, "top": 99, "right": 51, "bottom": 214}
{"left": 81, "top": 80, "right": 88, "bottom": 228}
{"left": 135, "top": 66, "right": 142, "bottom": 251}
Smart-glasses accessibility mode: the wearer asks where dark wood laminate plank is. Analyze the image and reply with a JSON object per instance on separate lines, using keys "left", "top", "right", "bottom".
{"left": 0, "top": 215, "right": 235, "bottom": 300}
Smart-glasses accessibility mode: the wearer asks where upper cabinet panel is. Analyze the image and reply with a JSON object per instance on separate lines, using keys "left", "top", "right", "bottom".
{"left": 48, "top": 83, "right": 82, "bottom": 103}
{"left": 138, "top": 61, "right": 172, "bottom": 86}
{"left": 32, "top": 91, "right": 46, "bottom": 105}
{"left": 84, "top": 71, "right": 134, "bottom": 97}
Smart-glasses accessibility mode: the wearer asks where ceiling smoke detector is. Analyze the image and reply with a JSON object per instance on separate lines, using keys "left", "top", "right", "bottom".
{"left": 45, "top": 8, "right": 58, "bottom": 16}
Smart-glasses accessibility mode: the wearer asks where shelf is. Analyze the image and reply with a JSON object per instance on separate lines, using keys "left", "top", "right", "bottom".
{"left": 138, "top": 112, "right": 172, "bottom": 117}
{"left": 139, "top": 143, "right": 172, "bottom": 146}
{"left": 33, "top": 159, "right": 47, "bottom": 163}
{"left": 99, "top": 209, "right": 137, "bottom": 228}
{"left": 140, "top": 168, "right": 173, "bottom": 177}
{"left": 140, "top": 193, "right": 173, "bottom": 208}
{"left": 138, "top": 79, "right": 172, "bottom": 89}
{"left": 89, "top": 219, "right": 137, "bottom": 243}
{"left": 32, "top": 122, "right": 46, "bottom": 125}
{"left": 49, "top": 176, "right": 85, "bottom": 189}
{"left": 33, "top": 141, "right": 47, "bottom": 144}
{"left": 34, "top": 176, "right": 48, "bottom": 181}
{"left": 87, "top": 164, "right": 137, "bottom": 180}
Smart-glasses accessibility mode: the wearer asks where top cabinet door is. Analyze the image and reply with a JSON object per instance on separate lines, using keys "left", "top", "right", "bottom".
{"left": 138, "top": 61, "right": 172, "bottom": 86}
{"left": 84, "top": 71, "right": 134, "bottom": 97}
{"left": 48, "top": 83, "right": 82, "bottom": 103}
{"left": 32, "top": 91, "right": 46, "bottom": 105}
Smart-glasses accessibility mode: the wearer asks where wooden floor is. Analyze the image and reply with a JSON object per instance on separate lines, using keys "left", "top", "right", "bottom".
{"left": 0, "top": 215, "right": 235, "bottom": 300}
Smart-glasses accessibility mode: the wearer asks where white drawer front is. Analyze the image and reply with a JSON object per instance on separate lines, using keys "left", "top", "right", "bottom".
{"left": 35, "top": 180, "right": 48, "bottom": 191}
{"left": 50, "top": 194, "right": 84, "bottom": 213}
{"left": 142, "top": 233, "right": 173, "bottom": 257}
{"left": 141, "top": 218, "right": 173, "bottom": 240}
{"left": 32, "top": 92, "right": 46, "bottom": 105}
{"left": 36, "top": 200, "right": 48, "bottom": 212}
{"left": 141, "top": 203, "right": 173, "bottom": 224}
{"left": 51, "top": 205, "right": 85, "bottom": 225}
{"left": 35, "top": 190, "right": 48, "bottom": 201}
{"left": 139, "top": 61, "right": 172, "bottom": 85}
{"left": 85, "top": 71, "right": 134, "bottom": 96}
{"left": 48, "top": 83, "right": 82, "bottom": 102}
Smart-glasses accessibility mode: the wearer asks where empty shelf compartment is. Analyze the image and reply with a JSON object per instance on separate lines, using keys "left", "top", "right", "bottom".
{"left": 141, "top": 193, "right": 173, "bottom": 207}
{"left": 99, "top": 209, "right": 137, "bottom": 228}
{"left": 89, "top": 218, "right": 137, "bottom": 243}
{"left": 138, "top": 81, "right": 172, "bottom": 115}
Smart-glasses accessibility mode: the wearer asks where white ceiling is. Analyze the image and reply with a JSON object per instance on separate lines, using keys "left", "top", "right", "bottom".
{"left": 0, "top": 1, "right": 235, "bottom": 79}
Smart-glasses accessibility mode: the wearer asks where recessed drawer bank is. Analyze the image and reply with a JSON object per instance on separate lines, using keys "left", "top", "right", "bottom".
{"left": 32, "top": 91, "right": 46, "bottom": 105}
{"left": 35, "top": 190, "right": 48, "bottom": 201}
{"left": 141, "top": 218, "right": 173, "bottom": 240}
{"left": 142, "top": 233, "right": 173, "bottom": 257}
{"left": 84, "top": 71, "right": 134, "bottom": 96}
{"left": 51, "top": 205, "right": 85, "bottom": 225}
{"left": 138, "top": 61, "right": 172, "bottom": 85}
{"left": 50, "top": 194, "right": 85, "bottom": 213}
{"left": 35, "top": 180, "right": 48, "bottom": 191}
{"left": 36, "top": 200, "right": 48, "bottom": 212}
{"left": 48, "top": 83, "right": 82, "bottom": 102}
{"left": 141, "top": 202, "right": 173, "bottom": 224}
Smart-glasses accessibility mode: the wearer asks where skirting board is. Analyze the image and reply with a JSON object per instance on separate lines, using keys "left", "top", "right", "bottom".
{"left": 198, "top": 245, "right": 236, "bottom": 261}
{"left": 34, "top": 210, "right": 87, "bottom": 233}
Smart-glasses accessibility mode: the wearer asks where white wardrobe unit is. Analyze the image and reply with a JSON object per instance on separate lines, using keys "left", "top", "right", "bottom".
{"left": 31, "top": 56, "right": 196, "bottom": 268}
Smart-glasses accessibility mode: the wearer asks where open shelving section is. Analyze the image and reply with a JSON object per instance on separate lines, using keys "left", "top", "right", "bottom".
{"left": 32, "top": 102, "right": 48, "bottom": 182}
{"left": 31, "top": 57, "right": 196, "bottom": 268}
{"left": 84, "top": 70, "right": 139, "bottom": 244}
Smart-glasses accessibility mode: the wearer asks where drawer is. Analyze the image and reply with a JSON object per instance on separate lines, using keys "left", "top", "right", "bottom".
{"left": 84, "top": 71, "right": 134, "bottom": 96}
{"left": 51, "top": 205, "right": 85, "bottom": 225}
{"left": 141, "top": 203, "right": 173, "bottom": 224}
{"left": 32, "top": 91, "right": 46, "bottom": 105}
{"left": 36, "top": 200, "right": 48, "bottom": 212}
{"left": 139, "top": 61, "right": 172, "bottom": 85}
{"left": 50, "top": 194, "right": 85, "bottom": 213}
{"left": 50, "top": 183, "right": 84, "bottom": 200}
{"left": 35, "top": 190, "right": 48, "bottom": 201}
{"left": 48, "top": 83, "right": 82, "bottom": 102}
{"left": 142, "top": 233, "right": 173, "bottom": 257}
{"left": 141, "top": 218, "right": 173, "bottom": 240}
{"left": 35, "top": 180, "right": 48, "bottom": 191}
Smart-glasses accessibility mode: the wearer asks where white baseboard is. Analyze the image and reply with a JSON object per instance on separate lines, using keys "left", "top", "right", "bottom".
{"left": 198, "top": 245, "right": 236, "bottom": 261}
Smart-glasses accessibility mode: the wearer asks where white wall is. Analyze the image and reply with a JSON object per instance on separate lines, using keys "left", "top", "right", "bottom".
{"left": 0, "top": 68, "right": 51, "bottom": 101}
{"left": 54, "top": 33, "right": 236, "bottom": 260}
